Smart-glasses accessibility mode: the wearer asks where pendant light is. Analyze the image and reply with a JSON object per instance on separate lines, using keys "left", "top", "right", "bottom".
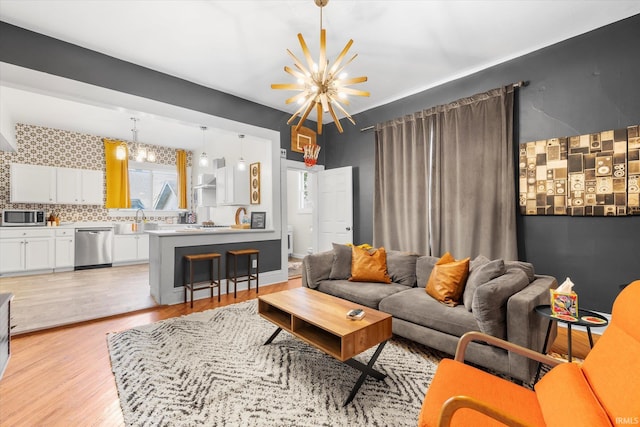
{"left": 237, "top": 134, "right": 246, "bottom": 171}
{"left": 131, "top": 117, "right": 155, "bottom": 162}
{"left": 115, "top": 142, "right": 127, "bottom": 160}
{"left": 271, "top": 0, "right": 369, "bottom": 134}
{"left": 199, "top": 126, "right": 209, "bottom": 167}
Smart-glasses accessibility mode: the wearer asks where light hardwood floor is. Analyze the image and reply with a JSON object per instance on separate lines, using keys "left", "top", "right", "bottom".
{"left": 0, "top": 264, "right": 156, "bottom": 334}
{"left": 0, "top": 277, "right": 301, "bottom": 427}
{"left": 0, "top": 271, "right": 597, "bottom": 426}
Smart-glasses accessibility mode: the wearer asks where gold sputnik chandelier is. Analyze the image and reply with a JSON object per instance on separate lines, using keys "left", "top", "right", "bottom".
{"left": 271, "top": 0, "right": 369, "bottom": 134}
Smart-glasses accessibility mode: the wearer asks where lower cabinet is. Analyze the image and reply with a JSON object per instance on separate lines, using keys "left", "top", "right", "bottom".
{"left": 0, "top": 229, "right": 55, "bottom": 275}
{"left": 54, "top": 229, "right": 75, "bottom": 269}
{"left": 113, "top": 234, "right": 149, "bottom": 263}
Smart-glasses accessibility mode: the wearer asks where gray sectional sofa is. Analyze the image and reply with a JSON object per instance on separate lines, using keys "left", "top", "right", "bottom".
{"left": 301, "top": 246, "right": 558, "bottom": 383}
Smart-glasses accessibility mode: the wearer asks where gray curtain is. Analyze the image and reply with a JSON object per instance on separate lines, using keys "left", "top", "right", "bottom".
{"left": 374, "top": 86, "right": 517, "bottom": 260}
{"left": 373, "top": 112, "right": 433, "bottom": 254}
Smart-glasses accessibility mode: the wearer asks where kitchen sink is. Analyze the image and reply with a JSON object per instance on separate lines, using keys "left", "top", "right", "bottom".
{"left": 114, "top": 222, "right": 159, "bottom": 234}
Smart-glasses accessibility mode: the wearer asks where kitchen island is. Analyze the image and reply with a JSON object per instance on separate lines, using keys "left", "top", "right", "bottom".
{"left": 147, "top": 227, "right": 286, "bottom": 305}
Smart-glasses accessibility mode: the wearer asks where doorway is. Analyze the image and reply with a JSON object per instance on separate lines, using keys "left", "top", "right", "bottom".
{"left": 285, "top": 161, "right": 321, "bottom": 278}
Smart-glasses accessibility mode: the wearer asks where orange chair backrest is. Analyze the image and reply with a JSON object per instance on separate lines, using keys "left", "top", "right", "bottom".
{"left": 581, "top": 280, "right": 640, "bottom": 426}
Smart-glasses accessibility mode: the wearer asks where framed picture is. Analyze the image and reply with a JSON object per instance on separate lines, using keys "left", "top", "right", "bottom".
{"left": 291, "top": 126, "right": 316, "bottom": 153}
{"left": 250, "top": 162, "right": 260, "bottom": 204}
{"left": 250, "top": 212, "right": 266, "bottom": 229}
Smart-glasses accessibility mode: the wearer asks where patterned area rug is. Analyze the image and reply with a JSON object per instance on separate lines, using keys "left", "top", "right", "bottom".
{"left": 107, "top": 300, "right": 442, "bottom": 426}
{"left": 288, "top": 261, "right": 303, "bottom": 278}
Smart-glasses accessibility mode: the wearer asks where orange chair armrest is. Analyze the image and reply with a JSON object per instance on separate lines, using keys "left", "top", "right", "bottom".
{"left": 438, "top": 395, "right": 535, "bottom": 427}
{"left": 454, "top": 331, "right": 563, "bottom": 367}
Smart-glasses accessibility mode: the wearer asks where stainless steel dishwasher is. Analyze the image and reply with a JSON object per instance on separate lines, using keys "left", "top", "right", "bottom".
{"left": 75, "top": 227, "right": 114, "bottom": 269}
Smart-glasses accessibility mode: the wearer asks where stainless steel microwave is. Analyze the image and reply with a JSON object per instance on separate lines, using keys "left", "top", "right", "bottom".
{"left": 1, "top": 210, "right": 46, "bottom": 226}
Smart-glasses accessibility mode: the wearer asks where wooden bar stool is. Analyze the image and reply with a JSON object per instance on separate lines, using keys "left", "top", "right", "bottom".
{"left": 226, "top": 249, "right": 259, "bottom": 298}
{"left": 183, "top": 253, "right": 221, "bottom": 308}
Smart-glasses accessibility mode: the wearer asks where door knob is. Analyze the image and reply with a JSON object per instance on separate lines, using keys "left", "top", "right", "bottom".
{"left": 346, "top": 227, "right": 351, "bottom": 231}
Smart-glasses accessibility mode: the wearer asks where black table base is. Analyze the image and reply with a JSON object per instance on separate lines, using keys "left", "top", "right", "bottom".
{"left": 264, "top": 327, "right": 388, "bottom": 406}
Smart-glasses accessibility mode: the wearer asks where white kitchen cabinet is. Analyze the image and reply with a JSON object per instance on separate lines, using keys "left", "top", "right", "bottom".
{"left": 56, "top": 168, "right": 103, "bottom": 205}
{"left": 10, "top": 163, "right": 56, "bottom": 204}
{"left": 0, "top": 240, "right": 24, "bottom": 273}
{"left": 54, "top": 229, "right": 75, "bottom": 269}
{"left": 215, "top": 165, "right": 249, "bottom": 206}
{"left": 113, "top": 233, "right": 149, "bottom": 263}
{"left": 10, "top": 164, "right": 103, "bottom": 205}
{"left": 80, "top": 169, "right": 104, "bottom": 205}
{"left": 0, "top": 229, "right": 55, "bottom": 274}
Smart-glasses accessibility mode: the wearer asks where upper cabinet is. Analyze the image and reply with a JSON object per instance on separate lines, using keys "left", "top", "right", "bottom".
{"left": 215, "top": 165, "right": 249, "bottom": 206}
{"left": 10, "top": 163, "right": 56, "bottom": 203}
{"left": 10, "top": 163, "right": 103, "bottom": 205}
{"left": 56, "top": 168, "right": 104, "bottom": 205}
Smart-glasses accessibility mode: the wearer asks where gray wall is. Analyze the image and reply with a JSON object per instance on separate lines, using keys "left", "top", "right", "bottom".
{"left": 2, "top": 15, "right": 639, "bottom": 311}
{"left": 323, "top": 14, "right": 640, "bottom": 312}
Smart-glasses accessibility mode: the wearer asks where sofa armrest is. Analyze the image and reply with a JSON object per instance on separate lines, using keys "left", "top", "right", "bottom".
{"left": 301, "top": 250, "right": 334, "bottom": 289}
{"left": 506, "top": 275, "right": 558, "bottom": 380}
{"left": 438, "top": 395, "right": 532, "bottom": 427}
{"left": 455, "top": 331, "right": 563, "bottom": 368}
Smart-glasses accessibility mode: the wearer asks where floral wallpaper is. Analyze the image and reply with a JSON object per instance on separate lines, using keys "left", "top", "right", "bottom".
{"left": 0, "top": 123, "right": 192, "bottom": 223}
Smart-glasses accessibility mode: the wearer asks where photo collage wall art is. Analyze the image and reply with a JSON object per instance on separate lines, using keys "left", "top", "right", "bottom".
{"left": 519, "top": 125, "right": 640, "bottom": 216}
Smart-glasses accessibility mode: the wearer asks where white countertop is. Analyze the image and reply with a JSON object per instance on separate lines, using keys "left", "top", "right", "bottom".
{"left": 147, "top": 227, "right": 273, "bottom": 237}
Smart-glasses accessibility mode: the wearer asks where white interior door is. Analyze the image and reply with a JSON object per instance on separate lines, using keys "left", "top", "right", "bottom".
{"left": 317, "top": 166, "right": 353, "bottom": 251}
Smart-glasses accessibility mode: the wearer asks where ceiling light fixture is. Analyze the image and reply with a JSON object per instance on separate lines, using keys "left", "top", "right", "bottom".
{"left": 115, "top": 142, "right": 127, "bottom": 160}
{"left": 199, "top": 126, "right": 209, "bottom": 167}
{"left": 131, "top": 117, "right": 155, "bottom": 162}
{"left": 237, "top": 134, "right": 246, "bottom": 171}
{"left": 271, "top": 0, "right": 369, "bottom": 134}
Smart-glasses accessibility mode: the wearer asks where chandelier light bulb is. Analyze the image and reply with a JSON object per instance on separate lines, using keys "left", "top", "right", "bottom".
{"left": 116, "top": 145, "right": 126, "bottom": 160}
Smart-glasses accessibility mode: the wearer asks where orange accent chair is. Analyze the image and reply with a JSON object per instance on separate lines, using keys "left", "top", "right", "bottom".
{"left": 419, "top": 280, "right": 640, "bottom": 427}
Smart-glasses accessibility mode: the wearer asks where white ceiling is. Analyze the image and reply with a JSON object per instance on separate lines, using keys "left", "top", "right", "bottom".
{"left": 1, "top": 0, "right": 639, "bottom": 149}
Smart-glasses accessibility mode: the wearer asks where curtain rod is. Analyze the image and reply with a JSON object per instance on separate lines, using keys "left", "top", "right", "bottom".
{"left": 359, "top": 80, "right": 529, "bottom": 132}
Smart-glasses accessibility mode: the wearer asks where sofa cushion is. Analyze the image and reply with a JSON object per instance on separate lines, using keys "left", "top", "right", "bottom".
{"left": 329, "top": 243, "right": 352, "bottom": 280}
{"left": 472, "top": 269, "right": 530, "bottom": 339}
{"left": 535, "top": 362, "right": 611, "bottom": 427}
{"left": 416, "top": 255, "right": 439, "bottom": 288}
{"left": 386, "top": 250, "right": 419, "bottom": 287}
{"left": 350, "top": 246, "right": 391, "bottom": 283}
{"left": 303, "top": 250, "right": 333, "bottom": 289}
{"left": 463, "top": 258, "right": 506, "bottom": 311}
{"left": 380, "top": 288, "right": 479, "bottom": 337}
{"left": 426, "top": 256, "right": 470, "bottom": 307}
{"left": 316, "top": 279, "right": 410, "bottom": 309}
{"left": 505, "top": 260, "right": 535, "bottom": 282}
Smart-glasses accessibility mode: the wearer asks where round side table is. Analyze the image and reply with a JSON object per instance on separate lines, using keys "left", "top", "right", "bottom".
{"left": 534, "top": 305, "right": 608, "bottom": 382}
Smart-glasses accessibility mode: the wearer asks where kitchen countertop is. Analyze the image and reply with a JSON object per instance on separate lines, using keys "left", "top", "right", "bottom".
{"left": 147, "top": 227, "right": 272, "bottom": 236}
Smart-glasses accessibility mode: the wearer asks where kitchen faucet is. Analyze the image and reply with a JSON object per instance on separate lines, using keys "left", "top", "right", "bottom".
{"left": 135, "top": 208, "right": 146, "bottom": 223}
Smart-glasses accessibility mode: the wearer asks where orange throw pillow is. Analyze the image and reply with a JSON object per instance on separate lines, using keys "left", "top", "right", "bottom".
{"left": 426, "top": 253, "right": 470, "bottom": 307}
{"left": 349, "top": 246, "right": 392, "bottom": 283}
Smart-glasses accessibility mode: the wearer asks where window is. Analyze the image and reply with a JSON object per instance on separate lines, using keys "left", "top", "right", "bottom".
{"left": 298, "top": 170, "right": 312, "bottom": 213}
{"left": 118, "top": 161, "right": 184, "bottom": 213}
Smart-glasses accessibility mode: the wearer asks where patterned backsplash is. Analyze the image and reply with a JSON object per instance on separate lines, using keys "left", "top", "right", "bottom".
{"left": 0, "top": 123, "right": 192, "bottom": 223}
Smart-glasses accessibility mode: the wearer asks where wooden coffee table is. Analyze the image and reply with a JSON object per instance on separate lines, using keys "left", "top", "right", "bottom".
{"left": 258, "top": 287, "right": 392, "bottom": 405}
